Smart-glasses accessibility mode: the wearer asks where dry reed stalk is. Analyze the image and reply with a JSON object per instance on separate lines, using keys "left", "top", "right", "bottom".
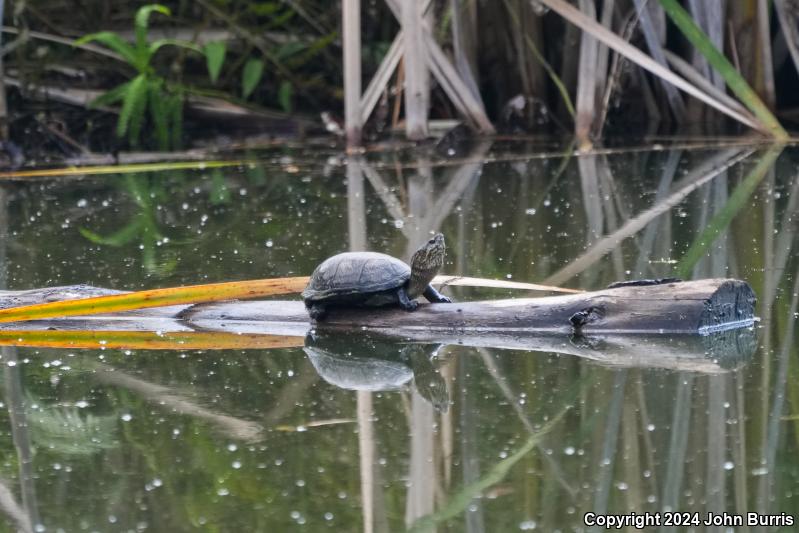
{"left": 403, "top": 0, "right": 429, "bottom": 139}
{"left": 537, "top": 0, "right": 766, "bottom": 131}
{"left": 574, "top": 0, "right": 599, "bottom": 148}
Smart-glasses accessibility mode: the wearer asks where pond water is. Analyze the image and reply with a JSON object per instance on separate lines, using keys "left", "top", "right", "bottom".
{"left": 0, "top": 140, "right": 796, "bottom": 532}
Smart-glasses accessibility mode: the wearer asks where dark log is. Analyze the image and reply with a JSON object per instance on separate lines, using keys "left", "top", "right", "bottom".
{"left": 184, "top": 278, "right": 755, "bottom": 335}
{"left": 0, "top": 278, "right": 755, "bottom": 335}
{"left": 0, "top": 279, "right": 756, "bottom": 372}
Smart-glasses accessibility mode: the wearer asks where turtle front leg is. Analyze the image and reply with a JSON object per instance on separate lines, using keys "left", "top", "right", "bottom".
{"left": 423, "top": 285, "right": 452, "bottom": 303}
{"left": 397, "top": 287, "right": 419, "bottom": 311}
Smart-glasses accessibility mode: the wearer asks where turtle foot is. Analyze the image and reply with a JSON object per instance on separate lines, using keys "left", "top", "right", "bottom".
{"left": 308, "top": 305, "right": 327, "bottom": 321}
{"left": 423, "top": 285, "right": 452, "bottom": 304}
{"left": 401, "top": 300, "right": 419, "bottom": 312}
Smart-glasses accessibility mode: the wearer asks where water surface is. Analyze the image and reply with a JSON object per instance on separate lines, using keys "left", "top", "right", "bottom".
{"left": 0, "top": 141, "right": 796, "bottom": 531}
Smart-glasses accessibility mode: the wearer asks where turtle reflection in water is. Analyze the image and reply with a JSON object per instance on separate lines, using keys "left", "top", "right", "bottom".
{"left": 304, "top": 332, "right": 449, "bottom": 412}
{"left": 302, "top": 233, "right": 451, "bottom": 320}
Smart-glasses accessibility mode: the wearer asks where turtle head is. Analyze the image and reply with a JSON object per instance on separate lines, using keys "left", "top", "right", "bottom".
{"left": 410, "top": 233, "right": 446, "bottom": 275}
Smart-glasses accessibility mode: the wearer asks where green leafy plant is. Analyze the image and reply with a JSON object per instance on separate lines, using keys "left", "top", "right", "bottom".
{"left": 242, "top": 58, "right": 265, "bottom": 99}
{"left": 75, "top": 4, "right": 202, "bottom": 149}
{"left": 79, "top": 174, "right": 179, "bottom": 275}
{"left": 204, "top": 40, "right": 227, "bottom": 84}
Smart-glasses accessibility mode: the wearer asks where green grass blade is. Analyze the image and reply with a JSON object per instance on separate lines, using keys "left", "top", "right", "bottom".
{"left": 0, "top": 277, "right": 312, "bottom": 323}
{"left": 0, "top": 329, "right": 304, "bottom": 350}
{"left": 148, "top": 38, "right": 203, "bottom": 56}
{"left": 204, "top": 41, "right": 227, "bottom": 83}
{"left": 241, "top": 58, "right": 265, "bottom": 99}
{"left": 675, "top": 146, "right": 783, "bottom": 278}
{"left": 408, "top": 408, "right": 568, "bottom": 532}
{"left": 88, "top": 80, "right": 133, "bottom": 108}
{"left": 80, "top": 217, "right": 145, "bottom": 247}
{"left": 167, "top": 89, "right": 184, "bottom": 149}
{"left": 122, "top": 75, "right": 148, "bottom": 145}
{"left": 278, "top": 81, "right": 293, "bottom": 113}
{"left": 74, "top": 32, "right": 138, "bottom": 66}
{"left": 147, "top": 80, "right": 170, "bottom": 149}
{"left": 659, "top": 0, "right": 789, "bottom": 139}
{"left": 134, "top": 4, "right": 171, "bottom": 52}
{"left": 0, "top": 159, "right": 255, "bottom": 179}
{"left": 502, "top": 0, "right": 575, "bottom": 117}
{"left": 117, "top": 74, "right": 146, "bottom": 137}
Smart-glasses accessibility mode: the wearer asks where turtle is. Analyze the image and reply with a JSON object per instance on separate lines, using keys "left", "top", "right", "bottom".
{"left": 304, "top": 332, "right": 450, "bottom": 412}
{"left": 302, "top": 233, "right": 452, "bottom": 320}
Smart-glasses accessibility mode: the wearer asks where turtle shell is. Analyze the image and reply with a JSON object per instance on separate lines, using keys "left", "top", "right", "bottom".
{"left": 303, "top": 332, "right": 412, "bottom": 391}
{"left": 305, "top": 346, "right": 413, "bottom": 391}
{"left": 302, "top": 252, "right": 411, "bottom": 302}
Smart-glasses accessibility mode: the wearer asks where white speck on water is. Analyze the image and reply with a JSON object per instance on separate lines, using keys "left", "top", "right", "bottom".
{"left": 108, "top": 515, "right": 117, "bottom": 523}
{"left": 393, "top": 219, "right": 404, "bottom": 229}
{"left": 519, "top": 520, "right": 537, "bottom": 530}
{"left": 227, "top": 444, "right": 238, "bottom": 452}
{"left": 53, "top": 463, "right": 61, "bottom": 470}
{"left": 217, "top": 487, "right": 229, "bottom": 496}
{"left": 617, "top": 482, "right": 628, "bottom": 491}
{"left": 296, "top": 479, "right": 306, "bottom": 487}
{"left": 265, "top": 239, "right": 274, "bottom": 248}
{"left": 232, "top": 461, "right": 242, "bottom": 469}
{"left": 291, "top": 511, "right": 306, "bottom": 524}
{"left": 77, "top": 199, "right": 87, "bottom": 207}
{"left": 647, "top": 424, "right": 655, "bottom": 431}
{"left": 751, "top": 467, "right": 768, "bottom": 476}
{"left": 324, "top": 512, "right": 334, "bottom": 521}
{"left": 75, "top": 400, "right": 89, "bottom": 408}
{"left": 525, "top": 208, "right": 536, "bottom": 215}
{"left": 6, "top": 361, "right": 16, "bottom": 367}
{"left": 121, "top": 414, "right": 132, "bottom": 422}
{"left": 152, "top": 478, "right": 163, "bottom": 487}
{"left": 724, "top": 461, "right": 734, "bottom": 470}
{"left": 647, "top": 494, "right": 657, "bottom": 503}
{"left": 564, "top": 446, "right": 575, "bottom": 456}
{"left": 34, "top": 524, "right": 46, "bottom": 532}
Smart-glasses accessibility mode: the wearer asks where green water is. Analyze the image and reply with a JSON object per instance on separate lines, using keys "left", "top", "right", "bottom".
{"left": 0, "top": 141, "right": 796, "bottom": 532}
